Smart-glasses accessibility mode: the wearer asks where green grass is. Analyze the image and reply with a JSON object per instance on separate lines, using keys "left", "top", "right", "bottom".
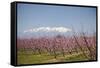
{"left": 17, "top": 50, "right": 90, "bottom": 65}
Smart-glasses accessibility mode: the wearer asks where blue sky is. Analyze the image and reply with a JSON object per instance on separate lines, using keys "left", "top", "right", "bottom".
{"left": 17, "top": 3, "right": 96, "bottom": 38}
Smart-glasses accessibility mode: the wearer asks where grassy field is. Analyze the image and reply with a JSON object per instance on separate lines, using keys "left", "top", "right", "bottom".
{"left": 17, "top": 50, "right": 89, "bottom": 65}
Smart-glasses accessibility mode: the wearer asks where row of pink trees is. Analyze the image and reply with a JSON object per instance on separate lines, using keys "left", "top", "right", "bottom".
{"left": 17, "top": 33, "right": 96, "bottom": 60}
